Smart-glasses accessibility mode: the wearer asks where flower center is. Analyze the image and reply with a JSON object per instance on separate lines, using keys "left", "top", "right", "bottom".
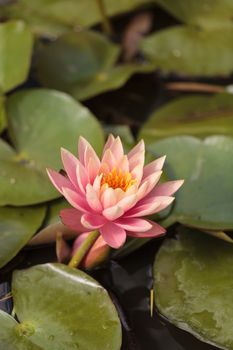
{"left": 101, "top": 168, "right": 136, "bottom": 192}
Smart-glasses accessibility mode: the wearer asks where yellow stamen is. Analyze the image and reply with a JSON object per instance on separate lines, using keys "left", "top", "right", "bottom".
{"left": 101, "top": 167, "right": 136, "bottom": 192}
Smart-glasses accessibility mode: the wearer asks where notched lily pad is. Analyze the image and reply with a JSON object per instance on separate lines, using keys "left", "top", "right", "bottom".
{"left": 0, "top": 20, "right": 33, "bottom": 92}
{"left": 148, "top": 135, "right": 233, "bottom": 230}
{"left": 140, "top": 93, "right": 233, "bottom": 143}
{"left": 0, "top": 205, "right": 46, "bottom": 269}
{"left": 154, "top": 227, "right": 233, "bottom": 350}
{"left": 141, "top": 26, "right": 233, "bottom": 77}
{"left": 0, "top": 263, "right": 122, "bottom": 349}
{"left": 0, "top": 89, "right": 104, "bottom": 206}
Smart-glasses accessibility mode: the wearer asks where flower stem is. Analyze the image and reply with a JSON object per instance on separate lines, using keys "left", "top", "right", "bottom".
{"left": 68, "top": 231, "right": 99, "bottom": 268}
{"left": 96, "top": 0, "right": 113, "bottom": 36}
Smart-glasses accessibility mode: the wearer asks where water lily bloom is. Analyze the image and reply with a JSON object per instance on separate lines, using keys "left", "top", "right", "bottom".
{"left": 47, "top": 135, "right": 183, "bottom": 248}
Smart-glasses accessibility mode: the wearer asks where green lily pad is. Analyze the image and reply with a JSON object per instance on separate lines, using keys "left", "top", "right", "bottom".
{"left": 0, "top": 89, "right": 104, "bottom": 206}
{"left": 36, "top": 30, "right": 153, "bottom": 100}
{"left": 0, "top": 206, "right": 46, "bottom": 269}
{"left": 154, "top": 0, "right": 233, "bottom": 29}
{"left": 141, "top": 25, "right": 233, "bottom": 77}
{"left": 0, "top": 20, "right": 33, "bottom": 93}
{"left": 70, "top": 64, "right": 154, "bottom": 101}
{"left": 140, "top": 94, "right": 233, "bottom": 143}
{"left": 1, "top": 0, "right": 152, "bottom": 37}
{"left": 0, "top": 263, "right": 122, "bottom": 349}
{"left": 0, "top": 95, "right": 6, "bottom": 133}
{"left": 29, "top": 199, "right": 75, "bottom": 246}
{"left": 154, "top": 227, "right": 233, "bottom": 350}
{"left": 148, "top": 135, "right": 233, "bottom": 230}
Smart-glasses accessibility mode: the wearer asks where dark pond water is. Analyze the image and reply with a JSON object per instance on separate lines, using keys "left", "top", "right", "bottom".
{"left": 0, "top": 237, "right": 220, "bottom": 350}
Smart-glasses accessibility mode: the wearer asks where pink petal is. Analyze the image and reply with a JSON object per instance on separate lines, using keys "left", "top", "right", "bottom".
{"left": 103, "top": 205, "right": 124, "bottom": 220}
{"left": 117, "top": 193, "right": 138, "bottom": 212}
{"left": 115, "top": 218, "right": 152, "bottom": 232}
{"left": 101, "top": 187, "right": 117, "bottom": 208}
{"left": 130, "top": 163, "right": 144, "bottom": 183}
{"left": 127, "top": 221, "right": 165, "bottom": 237}
{"left": 62, "top": 187, "right": 90, "bottom": 212}
{"left": 47, "top": 169, "right": 75, "bottom": 194}
{"left": 125, "top": 201, "right": 161, "bottom": 217}
{"left": 78, "top": 136, "right": 88, "bottom": 165}
{"left": 148, "top": 180, "right": 184, "bottom": 197}
{"left": 128, "top": 150, "right": 145, "bottom": 171}
{"left": 142, "top": 156, "right": 166, "bottom": 179}
{"left": 137, "top": 171, "right": 162, "bottom": 201}
{"left": 84, "top": 144, "right": 100, "bottom": 170}
{"left": 128, "top": 140, "right": 145, "bottom": 160}
{"left": 86, "top": 184, "right": 102, "bottom": 212}
{"left": 100, "top": 222, "right": 126, "bottom": 248}
{"left": 103, "top": 134, "right": 115, "bottom": 156}
{"left": 60, "top": 148, "right": 79, "bottom": 188}
{"left": 127, "top": 196, "right": 174, "bottom": 217}
{"left": 117, "top": 155, "right": 129, "bottom": 173}
{"left": 60, "top": 208, "right": 89, "bottom": 232}
{"left": 109, "top": 136, "right": 124, "bottom": 160}
{"left": 101, "top": 149, "right": 116, "bottom": 170}
{"left": 87, "top": 157, "right": 100, "bottom": 184}
{"left": 76, "top": 162, "right": 88, "bottom": 194}
{"left": 93, "top": 174, "right": 103, "bottom": 193}
{"left": 81, "top": 213, "right": 106, "bottom": 229}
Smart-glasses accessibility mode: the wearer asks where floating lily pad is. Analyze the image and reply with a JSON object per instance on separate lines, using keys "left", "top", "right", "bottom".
{"left": 154, "top": 227, "right": 233, "bottom": 350}
{"left": 140, "top": 94, "right": 233, "bottom": 143}
{"left": 148, "top": 135, "right": 233, "bottom": 230}
{"left": 0, "top": 206, "right": 46, "bottom": 269}
{"left": 36, "top": 30, "right": 153, "bottom": 100}
{"left": 154, "top": 0, "right": 233, "bottom": 29}
{"left": 0, "top": 89, "right": 104, "bottom": 206}
{"left": 0, "top": 95, "right": 6, "bottom": 133}
{"left": 0, "top": 263, "right": 122, "bottom": 349}
{"left": 141, "top": 26, "right": 233, "bottom": 77}
{"left": 0, "top": 20, "right": 33, "bottom": 92}
{"left": 1, "top": 0, "right": 152, "bottom": 37}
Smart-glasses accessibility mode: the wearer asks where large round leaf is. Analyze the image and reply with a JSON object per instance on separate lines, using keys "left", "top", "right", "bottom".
{"left": 154, "top": 0, "right": 233, "bottom": 29}
{"left": 1, "top": 0, "right": 152, "bottom": 37}
{"left": 0, "top": 89, "right": 104, "bottom": 206}
{"left": 148, "top": 135, "right": 233, "bottom": 230}
{"left": 0, "top": 263, "right": 122, "bottom": 349}
{"left": 0, "top": 20, "right": 33, "bottom": 92}
{"left": 154, "top": 227, "right": 233, "bottom": 349}
{"left": 140, "top": 94, "right": 233, "bottom": 143}
{"left": 141, "top": 26, "right": 233, "bottom": 77}
{"left": 0, "top": 206, "right": 46, "bottom": 268}
{"left": 36, "top": 30, "right": 153, "bottom": 100}
{"left": 37, "top": 30, "right": 120, "bottom": 90}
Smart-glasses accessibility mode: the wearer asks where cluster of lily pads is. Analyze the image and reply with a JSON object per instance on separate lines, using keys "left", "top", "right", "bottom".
{"left": 1, "top": 1, "right": 233, "bottom": 349}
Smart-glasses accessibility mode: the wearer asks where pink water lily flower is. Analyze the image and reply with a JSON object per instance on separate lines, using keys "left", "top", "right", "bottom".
{"left": 47, "top": 135, "right": 183, "bottom": 248}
